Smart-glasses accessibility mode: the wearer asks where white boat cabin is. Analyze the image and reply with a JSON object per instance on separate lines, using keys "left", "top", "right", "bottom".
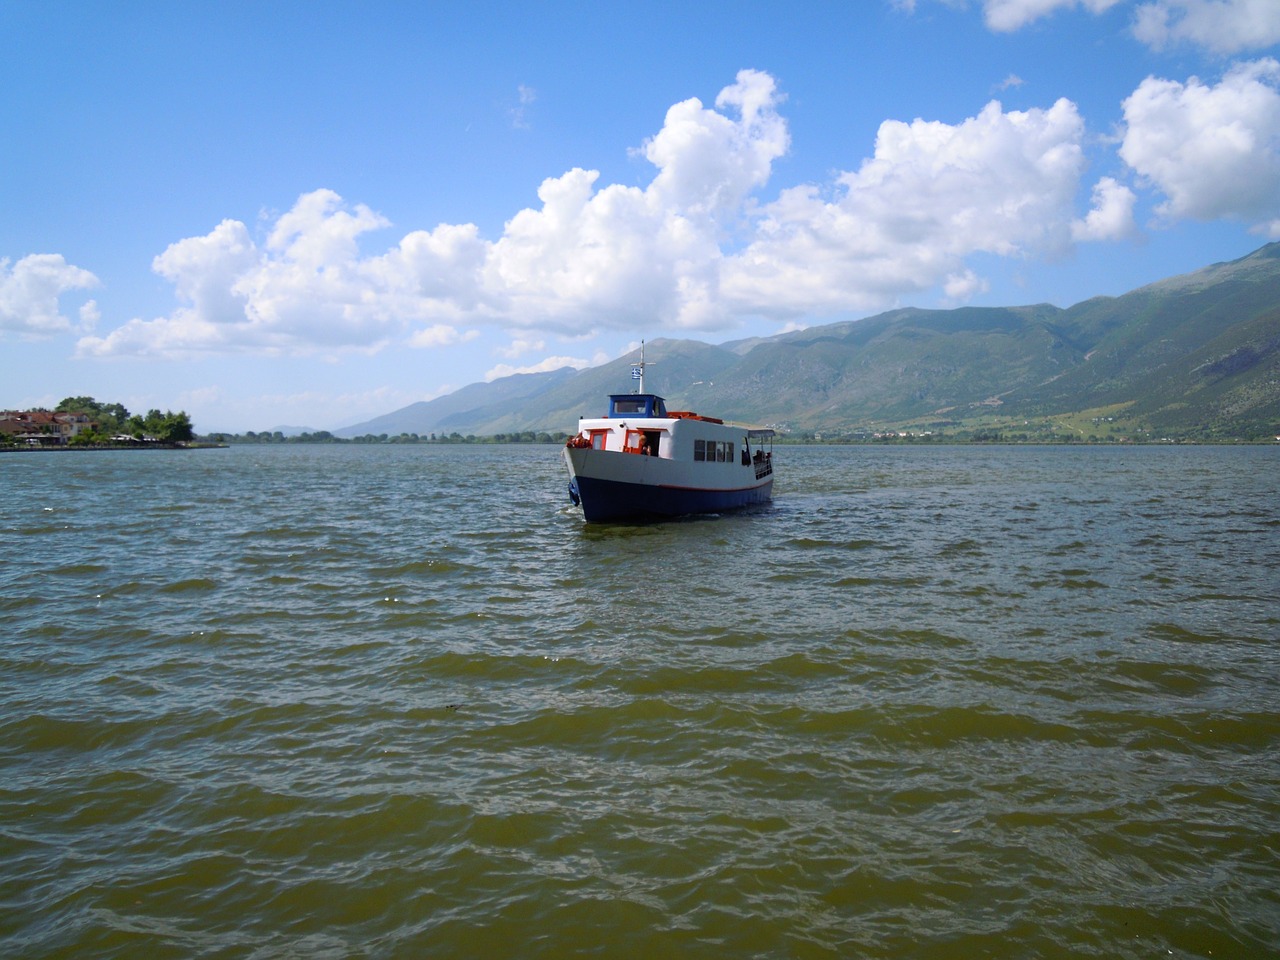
{"left": 572, "top": 393, "right": 772, "bottom": 472}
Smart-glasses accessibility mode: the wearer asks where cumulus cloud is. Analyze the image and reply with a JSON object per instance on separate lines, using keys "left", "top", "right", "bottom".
{"left": 645, "top": 68, "right": 789, "bottom": 216}
{"left": 1119, "top": 59, "right": 1280, "bottom": 234}
{"left": 943, "top": 269, "right": 991, "bottom": 303}
{"left": 78, "top": 193, "right": 492, "bottom": 358}
{"left": 1072, "top": 176, "right": 1139, "bottom": 240}
{"left": 79, "top": 70, "right": 791, "bottom": 358}
{"left": 1133, "top": 0, "right": 1280, "bottom": 55}
{"left": 720, "top": 98, "right": 1088, "bottom": 315}
{"left": 80, "top": 63, "right": 1245, "bottom": 359}
{"left": 79, "top": 300, "right": 101, "bottom": 329}
{"left": 485, "top": 69, "right": 789, "bottom": 332}
{"left": 156, "top": 220, "right": 258, "bottom": 324}
{"left": 0, "top": 254, "right": 99, "bottom": 338}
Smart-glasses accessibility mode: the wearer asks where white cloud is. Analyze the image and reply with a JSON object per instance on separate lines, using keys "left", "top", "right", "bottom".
{"left": 0, "top": 254, "right": 99, "bottom": 337}
{"left": 644, "top": 68, "right": 789, "bottom": 217}
{"left": 78, "top": 71, "right": 792, "bottom": 358}
{"left": 75, "top": 66, "right": 1196, "bottom": 358}
{"left": 79, "top": 299, "right": 101, "bottom": 330}
{"left": 1119, "top": 59, "right": 1280, "bottom": 234}
{"left": 909, "top": 0, "right": 1278, "bottom": 52}
{"left": 498, "top": 336, "right": 546, "bottom": 358}
{"left": 720, "top": 98, "right": 1087, "bottom": 317}
{"left": 943, "top": 268, "right": 991, "bottom": 303}
{"left": 366, "top": 222, "right": 492, "bottom": 320}
{"left": 983, "top": 0, "right": 1124, "bottom": 32}
{"left": 484, "top": 355, "right": 594, "bottom": 381}
{"left": 156, "top": 219, "right": 258, "bottom": 325}
{"left": 406, "top": 324, "right": 480, "bottom": 348}
{"left": 486, "top": 69, "right": 789, "bottom": 332}
{"left": 510, "top": 84, "right": 537, "bottom": 129}
{"left": 1072, "top": 176, "right": 1140, "bottom": 240}
{"left": 1133, "top": 0, "right": 1280, "bottom": 55}
{"left": 77, "top": 194, "right": 491, "bottom": 359}
{"left": 242, "top": 190, "right": 404, "bottom": 348}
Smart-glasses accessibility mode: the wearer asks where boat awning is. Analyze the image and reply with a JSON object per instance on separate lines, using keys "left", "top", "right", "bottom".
{"left": 746, "top": 428, "right": 776, "bottom": 439}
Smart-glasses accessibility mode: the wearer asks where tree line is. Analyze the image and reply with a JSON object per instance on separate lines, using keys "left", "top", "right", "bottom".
{"left": 201, "top": 430, "right": 571, "bottom": 444}
{"left": 8, "top": 396, "right": 195, "bottom": 445}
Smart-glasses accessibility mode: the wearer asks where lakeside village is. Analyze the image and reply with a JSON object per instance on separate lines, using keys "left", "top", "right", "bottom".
{"left": 0, "top": 397, "right": 572, "bottom": 449}
{"left": 1, "top": 399, "right": 194, "bottom": 448}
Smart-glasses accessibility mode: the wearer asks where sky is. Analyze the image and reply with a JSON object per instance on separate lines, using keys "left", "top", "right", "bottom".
{"left": 3, "top": 0, "right": 1280, "bottom": 433}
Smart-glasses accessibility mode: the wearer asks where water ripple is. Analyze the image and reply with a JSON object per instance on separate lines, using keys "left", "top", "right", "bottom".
{"left": 2, "top": 443, "right": 1278, "bottom": 958}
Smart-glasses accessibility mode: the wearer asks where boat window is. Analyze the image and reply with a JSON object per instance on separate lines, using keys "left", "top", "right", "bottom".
{"left": 692, "top": 439, "right": 746, "bottom": 464}
{"left": 590, "top": 430, "right": 607, "bottom": 450}
{"left": 613, "top": 399, "right": 647, "bottom": 415}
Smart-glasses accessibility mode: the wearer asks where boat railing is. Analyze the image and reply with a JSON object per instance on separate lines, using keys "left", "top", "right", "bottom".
{"left": 753, "top": 451, "right": 773, "bottom": 480}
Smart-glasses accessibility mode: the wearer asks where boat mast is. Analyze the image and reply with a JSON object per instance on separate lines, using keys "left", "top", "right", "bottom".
{"left": 631, "top": 339, "right": 654, "bottom": 395}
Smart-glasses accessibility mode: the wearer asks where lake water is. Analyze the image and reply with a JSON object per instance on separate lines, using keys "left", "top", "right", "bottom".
{"left": 2, "top": 443, "right": 1278, "bottom": 958}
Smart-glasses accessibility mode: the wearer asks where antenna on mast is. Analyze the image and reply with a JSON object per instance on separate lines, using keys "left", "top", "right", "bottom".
{"left": 630, "top": 340, "right": 653, "bottom": 395}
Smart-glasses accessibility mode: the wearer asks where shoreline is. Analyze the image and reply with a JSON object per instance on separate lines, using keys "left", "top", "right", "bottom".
{"left": 0, "top": 443, "right": 226, "bottom": 453}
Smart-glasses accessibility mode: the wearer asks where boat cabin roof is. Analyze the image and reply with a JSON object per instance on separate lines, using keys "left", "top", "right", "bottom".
{"left": 602, "top": 393, "right": 775, "bottom": 438}
{"left": 608, "top": 394, "right": 667, "bottom": 418}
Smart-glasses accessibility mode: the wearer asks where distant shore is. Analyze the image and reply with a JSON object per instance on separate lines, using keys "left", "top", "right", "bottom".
{"left": 0, "top": 443, "right": 227, "bottom": 453}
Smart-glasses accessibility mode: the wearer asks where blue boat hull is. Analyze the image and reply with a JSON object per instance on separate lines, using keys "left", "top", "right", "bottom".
{"left": 570, "top": 474, "right": 772, "bottom": 523}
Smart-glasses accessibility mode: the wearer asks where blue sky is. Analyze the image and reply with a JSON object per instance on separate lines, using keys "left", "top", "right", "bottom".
{"left": 3, "top": 0, "right": 1279, "bottom": 433}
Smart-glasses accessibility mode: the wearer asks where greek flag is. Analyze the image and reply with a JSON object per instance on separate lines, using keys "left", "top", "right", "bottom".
{"left": 631, "top": 367, "right": 642, "bottom": 379}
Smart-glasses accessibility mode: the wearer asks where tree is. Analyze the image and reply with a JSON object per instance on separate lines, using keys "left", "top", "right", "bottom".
{"left": 56, "top": 395, "right": 127, "bottom": 434}
{"left": 56, "top": 396, "right": 98, "bottom": 413}
{"left": 157, "top": 411, "right": 194, "bottom": 443}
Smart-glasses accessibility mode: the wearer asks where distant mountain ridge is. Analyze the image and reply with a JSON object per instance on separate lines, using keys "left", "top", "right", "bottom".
{"left": 339, "top": 368, "right": 578, "bottom": 437}
{"left": 337, "top": 243, "right": 1280, "bottom": 441}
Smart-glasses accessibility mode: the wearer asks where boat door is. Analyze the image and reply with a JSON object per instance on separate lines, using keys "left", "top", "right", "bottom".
{"left": 623, "top": 428, "right": 661, "bottom": 456}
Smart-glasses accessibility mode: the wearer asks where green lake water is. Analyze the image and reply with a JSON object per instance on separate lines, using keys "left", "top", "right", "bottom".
{"left": 2, "top": 443, "right": 1277, "bottom": 958}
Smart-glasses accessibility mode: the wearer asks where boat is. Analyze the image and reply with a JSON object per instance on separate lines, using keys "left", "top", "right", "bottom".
{"left": 562, "top": 343, "right": 775, "bottom": 522}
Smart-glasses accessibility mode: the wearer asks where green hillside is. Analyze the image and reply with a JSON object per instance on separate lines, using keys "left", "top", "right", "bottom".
{"left": 339, "top": 244, "right": 1280, "bottom": 441}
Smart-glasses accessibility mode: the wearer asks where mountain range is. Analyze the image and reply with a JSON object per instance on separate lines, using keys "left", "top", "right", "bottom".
{"left": 338, "top": 243, "right": 1280, "bottom": 441}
